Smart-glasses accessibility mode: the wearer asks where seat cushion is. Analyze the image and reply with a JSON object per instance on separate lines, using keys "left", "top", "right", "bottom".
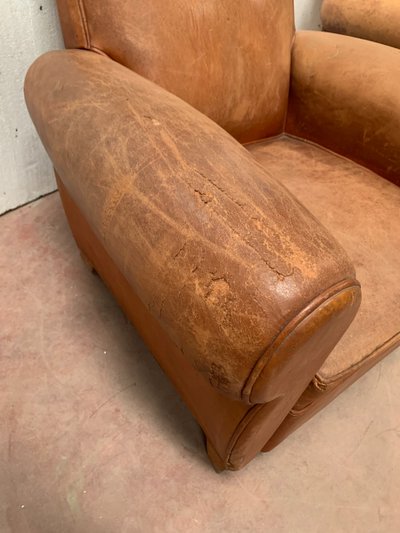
{"left": 247, "top": 135, "right": 400, "bottom": 390}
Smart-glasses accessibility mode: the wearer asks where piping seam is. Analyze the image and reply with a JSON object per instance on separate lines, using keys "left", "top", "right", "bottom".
{"left": 77, "top": 0, "right": 90, "bottom": 49}
{"left": 227, "top": 282, "right": 360, "bottom": 467}
{"left": 225, "top": 403, "right": 265, "bottom": 469}
{"left": 241, "top": 278, "right": 360, "bottom": 404}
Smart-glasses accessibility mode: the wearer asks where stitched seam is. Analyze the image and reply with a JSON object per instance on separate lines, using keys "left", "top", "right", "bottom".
{"left": 228, "top": 282, "right": 360, "bottom": 464}
{"left": 284, "top": 130, "right": 399, "bottom": 181}
{"left": 77, "top": 0, "right": 90, "bottom": 49}
{"left": 242, "top": 280, "right": 354, "bottom": 400}
{"left": 283, "top": 28, "right": 297, "bottom": 132}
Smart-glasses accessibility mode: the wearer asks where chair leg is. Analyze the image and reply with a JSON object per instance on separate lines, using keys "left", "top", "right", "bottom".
{"left": 206, "top": 439, "right": 226, "bottom": 473}
{"left": 79, "top": 249, "right": 96, "bottom": 274}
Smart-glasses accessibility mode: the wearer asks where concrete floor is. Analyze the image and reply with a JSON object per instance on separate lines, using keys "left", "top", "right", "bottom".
{"left": 1, "top": 192, "right": 399, "bottom": 533}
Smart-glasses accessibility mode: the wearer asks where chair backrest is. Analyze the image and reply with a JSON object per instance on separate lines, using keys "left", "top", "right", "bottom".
{"left": 56, "top": 0, "right": 294, "bottom": 143}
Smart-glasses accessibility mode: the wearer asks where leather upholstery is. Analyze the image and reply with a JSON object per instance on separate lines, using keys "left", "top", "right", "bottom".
{"left": 321, "top": 0, "right": 400, "bottom": 49}
{"left": 56, "top": 0, "right": 294, "bottom": 142}
{"left": 24, "top": 0, "right": 400, "bottom": 469}
{"left": 248, "top": 135, "right": 400, "bottom": 384}
{"left": 287, "top": 31, "right": 400, "bottom": 186}
{"left": 56, "top": 175, "right": 361, "bottom": 470}
{"left": 249, "top": 134, "right": 400, "bottom": 448}
{"left": 24, "top": 50, "right": 358, "bottom": 404}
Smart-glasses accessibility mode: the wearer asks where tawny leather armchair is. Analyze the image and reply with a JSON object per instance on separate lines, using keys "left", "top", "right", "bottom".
{"left": 24, "top": 0, "right": 400, "bottom": 471}
{"left": 322, "top": 0, "right": 400, "bottom": 49}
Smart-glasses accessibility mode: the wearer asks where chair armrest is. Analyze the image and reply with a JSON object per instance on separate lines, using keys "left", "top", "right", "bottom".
{"left": 321, "top": 0, "right": 400, "bottom": 49}
{"left": 25, "top": 50, "right": 360, "bottom": 404}
{"left": 287, "top": 31, "right": 400, "bottom": 185}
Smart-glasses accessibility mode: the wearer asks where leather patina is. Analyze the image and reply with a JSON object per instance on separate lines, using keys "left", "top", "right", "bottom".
{"left": 24, "top": 50, "right": 358, "bottom": 403}
{"left": 56, "top": 0, "right": 294, "bottom": 143}
{"left": 287, "top": 31, "right": 400, "bottom": 186}
{"left": 322, "top": 0, "right": 400, "bottom": 50}
{"left": 24, "top": 0, "right": 399, "bottom": 470}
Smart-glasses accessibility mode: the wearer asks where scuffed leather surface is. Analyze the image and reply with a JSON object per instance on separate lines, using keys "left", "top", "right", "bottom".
{"left": 287, "top": 31, "right": 400, "bottom": 186}
{"left": 57, "top": 177, "right": 360, "bottom": 469}
{"left": 248, "top": 135, "right": 400, "bottom": 384}
{"left": 264, "top": 331, "right": 400, "bottom": 451}
{"left": 230, "top": 284, "right": 360, "bottom": 467}
{"left": 24, "top": 50, "right": 357, "bottom": 402}
{"left": 322, "top": 0, "right": 400, "bottom": 49}
{"left": 56, "top": 0, "right": 294, "bottom": 142}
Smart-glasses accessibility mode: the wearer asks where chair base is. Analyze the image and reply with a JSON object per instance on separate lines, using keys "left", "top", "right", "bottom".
{"left": 56, "top": 173, "right": 257, "bottom": 471}
{"left": 55, "top": 172, "right": 363, "bottom": 470}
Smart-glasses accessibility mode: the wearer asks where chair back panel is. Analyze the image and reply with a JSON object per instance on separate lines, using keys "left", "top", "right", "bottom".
{"left": 57, "top": 0, "right": 294, "bottom": 142}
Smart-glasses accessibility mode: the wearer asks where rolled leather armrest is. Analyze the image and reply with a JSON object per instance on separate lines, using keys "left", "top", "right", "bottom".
{"left": 25, "top": 50, "right": 360, "bottom": 403}
{"left": 321, "top": 0, "right": 400, "bottom": 49}
{"left": 287, "top": 31, "right": 400, "bottom": 185}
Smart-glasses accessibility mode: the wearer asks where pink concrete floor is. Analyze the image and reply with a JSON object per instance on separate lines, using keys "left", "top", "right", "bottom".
{"left": 1, "top": 193, "right": 399, "bottom": 533}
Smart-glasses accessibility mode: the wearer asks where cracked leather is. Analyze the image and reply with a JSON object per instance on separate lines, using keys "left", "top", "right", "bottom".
{"left": 23, "top": 0, "right": 400, "bottom": 469}
{"left": 25, "top": 50, "right": 358, "bottom": 403}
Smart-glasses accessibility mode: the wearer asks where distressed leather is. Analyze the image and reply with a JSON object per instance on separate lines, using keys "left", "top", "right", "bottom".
{"left": 24, "top": 50, "right": 358, "bottom": 403}
{"left": 24, "top": 0, "right": 400, "bottom": 468}
{"left": 56, "top": 175, "right": 360, "bottom": 470}
{"left": 287, "top": 31, "right": 400, "bottom": 186}
{"left": 249, "top": 135, "right": 400, "bottom": 447}
{"left": 249, "top": 136, "right": 400, "bottom": 382}
{"left": 56, "top": 0, "right": 294, "bottom": 143}
{"left": 321, "top": 0, "right": 400, "bottom": 49}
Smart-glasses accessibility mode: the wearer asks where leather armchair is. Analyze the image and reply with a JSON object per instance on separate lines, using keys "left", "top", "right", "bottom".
{"left": 24, "top": 0, "right": 400, "bottom": 471}
{"left": 322, "top": 0, "right": 400, "bottom": 49}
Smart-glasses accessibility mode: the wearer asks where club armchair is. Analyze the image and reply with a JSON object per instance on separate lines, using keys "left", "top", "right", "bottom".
{"left": 322, "top": 0, "right": 400, "bottom": 49}
{"left": 24, "top": 0, "right": 400, "bottom": 471}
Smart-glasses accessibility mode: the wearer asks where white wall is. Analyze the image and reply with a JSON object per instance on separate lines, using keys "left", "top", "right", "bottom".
{"left": 295, "top": 0, "right": 323, "bottom": 30}
{"left": 0, "top": 1, "right": 63, "bottom": 214}
{"left": 0, "top": 0, "right": 322, "bottom": 215}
